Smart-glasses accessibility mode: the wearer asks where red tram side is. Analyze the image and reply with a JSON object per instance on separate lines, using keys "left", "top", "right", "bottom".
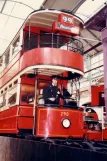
{"left": 0, "top": 9, "right": 84, "bottom": 139}
{"left": 0, "top": 9, "right": 107, "bottom": 142}
{"left": 3, "top": 9, "right": 107, "bottom": 142}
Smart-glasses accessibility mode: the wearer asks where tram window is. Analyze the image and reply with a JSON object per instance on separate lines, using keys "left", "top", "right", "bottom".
{"left": 8, "top": 86, "right": 17, "bottom": 106}
{"left": 14, "top": 80, "right": 18, "bottom": 85}
{"left": 20, "top": 84, "right": 35, "bottom": 105}
{"left": 5, "top": 50, "right": 10, "bottom": 66}
{"left": 40, "top": 32, "right": 52, "bottom": 47}
{"left": 0, "top": 95, "right": 3, "bottom": 107}
{"left": 12, "top": 37, "right": 20, "bottom": 55}
{"left": 5, "top": 87, "right": 7, "bottom": 91}
{"left": 9, "top": 84, "right": 12, "bottom": 88}
{"left": 0, "top": 93, "right": 6, "bottom": 108}
{"left": 37, "top": 81, "right": 51, "bottom": 105}
{"left": 24, "top": 32, "right": 38, "bottom": 51}
{"left": 1, "top": 91, "right": 3, "bottom": 94}
{"left": 0, "top": 57, "right": 3, "bottom": 72}
{"left": 104, "top": 106, "right": 106, "bottom": 112}
{"left": 0, "top": 56, "right": 3, "bottom": 66}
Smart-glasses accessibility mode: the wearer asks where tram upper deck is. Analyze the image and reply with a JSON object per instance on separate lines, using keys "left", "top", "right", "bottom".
{"left": 0, "top": 9, "right": 84, "bottom": 89}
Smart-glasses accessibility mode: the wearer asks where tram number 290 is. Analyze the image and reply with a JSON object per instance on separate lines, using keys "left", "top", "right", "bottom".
{"left": 61, "top": 112, "right": 69, "bottom": 116}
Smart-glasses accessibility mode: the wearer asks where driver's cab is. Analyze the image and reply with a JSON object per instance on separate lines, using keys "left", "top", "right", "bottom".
{"left": 20, "top": 72, "right": 80, "bottom": 109}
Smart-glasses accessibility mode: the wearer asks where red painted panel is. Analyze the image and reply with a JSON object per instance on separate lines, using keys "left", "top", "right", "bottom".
{"left": 87, "top": 131, "right": 102, "bottom": 141}
{"left": 91, "top": 85, "right": 104, "bottom": 106}
{"left": 58, "top": 13, "right": 74, "bottom": 26}
{"left": 0, "top": 106, "right": 18, "bottom": 119}
{"left": 103, "top": 128, "right": 107, "bottom": 140}
{"left": 0, "top": 48, "right": 83, "bottom": 88}
{"left": 20, "top": 48, "right": 84, "bottom": 73}
{"left": 19, "top": 107, "right": 33, "bottom": 117}
{"left": 0, "top": 106, "right": 18, "bottom": 134}
{"left": 21, "top": 74, "right": 35, "bottom": 85}
{"left": 36, "top": 107, "right": 84, "bottom": 138}
{"left": 0, "top": 129, "right": 18, "bottom": 134}
{"left": 24, "top": 26, "right": 52, "bottom": 34}
{"left": 18, "top": 117, "right": 33, "bottom": 129}
{"left": 0, "top": 116, "right": 18, "bottom": 133}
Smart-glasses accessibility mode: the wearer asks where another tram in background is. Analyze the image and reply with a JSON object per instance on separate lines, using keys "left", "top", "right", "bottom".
{"left": 84, "top": 85, "right": 107, "bottom": 141}
{"left": 0, "top": 9, "right": 107, "bottom": 142}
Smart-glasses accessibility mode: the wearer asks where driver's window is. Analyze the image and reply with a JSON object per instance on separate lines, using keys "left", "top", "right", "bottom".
{"left": 20, "top": 84, "right": 35, "bottom": 105}
{"left": 37, "top": 81, "right": 50, "bottom": 105}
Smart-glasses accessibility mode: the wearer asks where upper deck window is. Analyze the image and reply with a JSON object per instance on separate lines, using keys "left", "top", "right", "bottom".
{"left": 0, "top": 94, "right": 6, "bottom": 108}
{"left": 24, "top": 31, "right": 38, "bottom": 51}
{"left": 22, "top": 31, "right": 83, "bottom": 55}
{"left": 12, "top": 37, "right": 20, "bottom": 55}
{"left": 0, "top": 57, "right": 3, "bottom": 72}
{"left": 5, "top": 50, "right": 10, "bottom": 66}
{"left": 0, "top": 57, "right": 3, "bottom": 66}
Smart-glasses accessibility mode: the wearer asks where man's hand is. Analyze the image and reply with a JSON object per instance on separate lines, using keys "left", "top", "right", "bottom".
{"left": 48, "top": 98, "right": 56, "bottom": 101}
{"left": 57, "top": 91, "right": 60, "bottom": 95}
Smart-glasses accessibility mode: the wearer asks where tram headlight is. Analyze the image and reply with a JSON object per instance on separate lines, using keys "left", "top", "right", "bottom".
{"left": 62, "top": 118, "right": 71, "bottom": 128}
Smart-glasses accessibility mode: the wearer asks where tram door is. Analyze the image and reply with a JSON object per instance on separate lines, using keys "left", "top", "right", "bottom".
{"left": 99, "top": 92, "right": 105, "bottom": 106}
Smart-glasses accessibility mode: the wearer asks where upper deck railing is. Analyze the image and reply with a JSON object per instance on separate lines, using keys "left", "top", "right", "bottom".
{"left": 23, "top": 32, "right": 84, "bottom": 55}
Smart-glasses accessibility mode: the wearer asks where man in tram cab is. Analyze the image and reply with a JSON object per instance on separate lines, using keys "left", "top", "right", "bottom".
{"left": 43, "top": 75, "right": 63, "bottom": 105}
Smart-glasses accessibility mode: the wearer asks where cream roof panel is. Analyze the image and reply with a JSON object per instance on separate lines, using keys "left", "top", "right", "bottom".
{"left": 2, "top": 1, "right": 16, "bottom": 15}
{"left": 0, "top": 0, "right": 45, "bottom": 55}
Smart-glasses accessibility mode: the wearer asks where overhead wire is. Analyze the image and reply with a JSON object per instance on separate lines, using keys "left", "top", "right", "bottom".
{"left": 1, "top": 1, "right": 17, "bottom": 33}
{"left": 0, "top": 0, "right": 35, "bottom": 34}
{"left": 0, "top": 12, "right": 25, "bottom": 20}
{"left": 76, "top": 36, "right": 101, "bottom": 43}
{"left": 0, "top": 0, "right": 35, "bottom": 11}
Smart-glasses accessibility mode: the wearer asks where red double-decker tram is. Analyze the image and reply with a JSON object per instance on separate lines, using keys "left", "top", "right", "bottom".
{"left": 0, "top": 9, "right": 84, "bottom": 139}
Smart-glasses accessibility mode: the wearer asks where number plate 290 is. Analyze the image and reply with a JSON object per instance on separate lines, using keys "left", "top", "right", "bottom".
{"left": 61, "top": 112, "right": 69, "bottom": 116}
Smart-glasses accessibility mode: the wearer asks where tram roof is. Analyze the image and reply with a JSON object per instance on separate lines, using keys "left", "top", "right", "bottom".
{"left": 23, "top": 9, "right": 84, "bottom": 30}
{"left": 0, "top": 9, "right": 84, "bottom": 58}
{"left": 0, "top": 0, "right": 104, "bottom": 57}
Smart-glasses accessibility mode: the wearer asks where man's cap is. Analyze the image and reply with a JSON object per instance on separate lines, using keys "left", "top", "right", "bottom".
{"left": 52, "top": 75, "right": 59, "bottom": 79}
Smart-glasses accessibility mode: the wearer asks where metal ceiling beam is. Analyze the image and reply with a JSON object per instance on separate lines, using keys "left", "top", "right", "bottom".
{"left": 71, "top": 0, "right": 86, "bottom": 13}
{"left": 0, "top": 0, "right": 7, "bottom": 13}
{"left": 0, "top": 0, "right": 35, "bottom": 11}
{"left": 43, "top": 0, "right": 86, "bottom": 13}
{"left": 87, "top": 29, "right": 101, "bottom": 41}
{"left": 84, "top": 42, "right": 102, "bottom": 55}
{"left": 85, "top": 65, "right": 103, "bottom": 73}
{"left": 83, "top": 38, "right": 99, "bottom": 53}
